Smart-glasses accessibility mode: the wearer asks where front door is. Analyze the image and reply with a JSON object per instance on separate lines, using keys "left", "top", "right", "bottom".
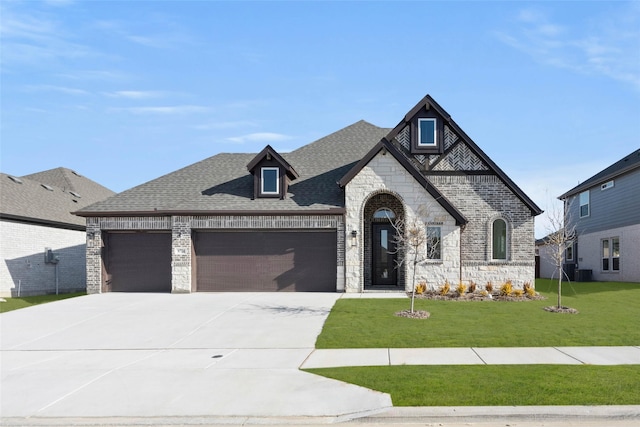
{"left": 372, "top": 223, "right": 397, "bottom": 286}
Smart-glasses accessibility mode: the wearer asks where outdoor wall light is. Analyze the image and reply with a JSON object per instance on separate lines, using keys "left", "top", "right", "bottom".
{"left": 351, "top": 230, "right": 357, "bottom": 246}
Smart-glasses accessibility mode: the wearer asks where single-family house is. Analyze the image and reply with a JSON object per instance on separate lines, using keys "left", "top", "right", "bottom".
{"left": 75, "top": 95, "right": 542, "bottom": 293}
{"left": 558, "top": 149, "right": 640, "bottom": 282}
{"left": 1, "top": 168, "right": 115, "bottom": 297}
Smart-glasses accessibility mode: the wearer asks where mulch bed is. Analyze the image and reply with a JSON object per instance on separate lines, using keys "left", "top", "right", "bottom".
{"left": 394, "top": 309, "right": 431, "bottom": 319}
{"left": 409, "top": 291, "right": 546, "bottom": 302}
{"left": 544, "top": 305, "right": 579, "bottom": 314}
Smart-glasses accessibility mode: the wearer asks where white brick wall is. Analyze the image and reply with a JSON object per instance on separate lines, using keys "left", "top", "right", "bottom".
{"left": 1, "top": 220, "right": 86, "bottom": 297}
{"left": 345, "top": 152, "right": 460, "bottom": 292}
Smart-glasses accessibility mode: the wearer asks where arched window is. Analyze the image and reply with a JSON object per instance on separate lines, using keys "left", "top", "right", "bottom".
{"left": 373, "top": 208, "right": 396, "bottom": 220}
{"left": 492, "top": 219, "right": 507, "bottom": 260}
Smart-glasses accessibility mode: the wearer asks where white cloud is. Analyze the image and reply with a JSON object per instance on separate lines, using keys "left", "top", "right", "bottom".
{"left": 226, "top": 132, "right": 293, "bottom": 144}
{"left": 110, "top": 105, "right": 211, "bottom": 115}
{"left": 24, "top": 84, "right": 89, "bottom": 95}
{"left": 194, "top": 120, "right": 258, "bottom": 130}
{"left": 496, "top": 5, "right": 640, "bottom": 90}
{"left": 103, "top": 90, "right": 164, "bottom": 99}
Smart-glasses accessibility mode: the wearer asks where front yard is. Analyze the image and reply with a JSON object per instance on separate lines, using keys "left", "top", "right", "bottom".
{"left": 307, "top": 279, "right": 640, "bottom": 406}
{"left": 0, "top": 292, "right": 84, "bottom": 313}
{"left": 316, "top": 279, "right": 640, "bottom": 348}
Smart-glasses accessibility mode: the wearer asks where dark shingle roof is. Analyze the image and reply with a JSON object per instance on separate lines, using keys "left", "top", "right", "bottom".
{"left": 559, "top": 148, "right": 640, "bottom": 199}
{"left": 77, "top": 120, "right": 391, "bottom": 215}
{"left": 1, "top": 168, "right": 115, "bottom": 229}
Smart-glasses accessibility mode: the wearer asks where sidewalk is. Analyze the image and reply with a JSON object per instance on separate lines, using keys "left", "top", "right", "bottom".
{"left": 301, "top": 346, "right": 640, "bottom": 368}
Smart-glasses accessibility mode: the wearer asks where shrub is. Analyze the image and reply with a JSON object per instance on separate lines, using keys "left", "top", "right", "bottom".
{"left": 468, "top": 281, "right": 477, "bottom": 293}
{"left": 456, "top": 281, "right": 466, "bottom": 296}
{"left": 480, "top": 290, "right": 488, "bottom": 297}
{"left": 523, "top": 282, "right": 536, "bottom": 297}
{"left": 513, "top": 289, "right": 524, "bottom": 297}
{"left": 485, "top": 282, "right": 493, "bottom": 293}
{"left": 440, "top": 281, "right": 451, "bottom": 296}
{"left": 415, "top": 282, "right": 426, "bottom": 295}
{"left": 500, "top": 280, "right": 513, "bottom": 296}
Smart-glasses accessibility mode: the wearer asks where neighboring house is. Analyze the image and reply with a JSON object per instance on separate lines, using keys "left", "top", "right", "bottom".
{"left": 76, "top": 95, "right": 542, "bottom": 294}
{"left": 558, "top": 149, "right": 640, "bottom": 283}
{"left": 0, "top": 168, "right": 115, "bottom": 297}
{"left": 535, "top": 233, "right": 562, "bottom": 279}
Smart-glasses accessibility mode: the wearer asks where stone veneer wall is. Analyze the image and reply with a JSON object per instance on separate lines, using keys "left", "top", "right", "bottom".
{"left": 85, "top": 215, "right": 344, "bottom": 294}
{"left": 428, "top": 175, "right": 536, "bottom": 288}
{"left": 345, "top": 152, "right": 460, "bottom": 293}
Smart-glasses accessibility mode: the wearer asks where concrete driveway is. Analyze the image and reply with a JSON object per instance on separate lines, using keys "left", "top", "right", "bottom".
{"left": 1, "top": 293, "right": 391, "bottom": 422}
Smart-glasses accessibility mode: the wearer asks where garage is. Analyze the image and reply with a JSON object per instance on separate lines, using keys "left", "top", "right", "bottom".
{"left": 194, "top": 230, "right": 337, "bottom": 292}
{"left": 104, "top": 232, "right": 172, "bottom": 292}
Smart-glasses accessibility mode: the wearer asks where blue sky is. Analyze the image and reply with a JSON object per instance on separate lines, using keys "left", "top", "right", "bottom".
{"left": 2, "top": 0, "right": 639, "bottom": 237}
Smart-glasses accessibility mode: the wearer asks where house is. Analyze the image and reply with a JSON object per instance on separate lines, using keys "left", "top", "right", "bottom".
{"left": 0, "top": 168, "right": 115, "bottom": 297}
{"left": 75, "top": 95, "right": 542, "bottom": 294}
{"left": 558, "top": 149, "right": 640, "bottom": 283}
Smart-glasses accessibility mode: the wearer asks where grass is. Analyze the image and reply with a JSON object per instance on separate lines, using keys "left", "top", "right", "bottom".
{"left": 304, "top": 365, "right": 640, "bottom": 406}
{"left": 315, "top": 279, "right": 640, "bottom": 348}
{"left": 0, "top": 292, "right": 85, "bottom": 313}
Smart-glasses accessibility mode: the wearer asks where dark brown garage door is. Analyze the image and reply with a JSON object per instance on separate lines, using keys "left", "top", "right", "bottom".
{"left": 194, "top": 230, "right": 336, "bottom": 292}
{"left": 105, "top": 232, "right": 172, "bottom": 292}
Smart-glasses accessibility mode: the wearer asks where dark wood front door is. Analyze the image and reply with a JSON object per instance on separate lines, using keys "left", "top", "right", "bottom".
{"left": 372, "top": 224, "right": 397, "bottom": 286}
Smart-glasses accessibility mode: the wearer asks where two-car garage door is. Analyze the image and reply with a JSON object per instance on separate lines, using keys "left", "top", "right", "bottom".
{"left": 194, "top": 231, "right": 336, "bottom": 292}
{"left": 104, "top": 230, "right": 337, "bottom": 292}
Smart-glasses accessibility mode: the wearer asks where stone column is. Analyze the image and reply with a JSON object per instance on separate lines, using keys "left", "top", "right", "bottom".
{"left": 171, "top": 216, "right": 192, "bottom": 293}
{"left": 85, "top": 218, "right": 102, "bottom": 294}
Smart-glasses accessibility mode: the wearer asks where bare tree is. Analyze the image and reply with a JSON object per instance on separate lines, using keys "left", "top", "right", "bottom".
{"left": 389, "top": 205, "right": 440, "bottom": 313}
{"left": 542, "top": 201, "right": 577, "bottom": 310}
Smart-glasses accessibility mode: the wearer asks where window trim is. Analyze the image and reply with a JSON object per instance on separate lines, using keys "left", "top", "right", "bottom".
{"left": 491, "top": 218, "right": 508, "bottom": 261}
{"left": 602, "top": 237, "right": 620, "bottom": 272}
{"left": 601, "top": 180, "right": 614, "bottom": 191}
{"left": 426, "top": 225, "right": 442, "bottom": 260}
{"left": 417, "top": 118, "right": 437, "bottom": 147}
{"left": 579, "top": 191, "right": 590, "bottom": 218}
{"left": 565, "top": 244, "right": 574, "bottom": 262}
{"left": 260, "top": 167, "right": 280, "bottom": 195}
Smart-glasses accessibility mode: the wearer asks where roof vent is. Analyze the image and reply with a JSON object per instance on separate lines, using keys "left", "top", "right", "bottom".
{"left": 41, "top": 184, "right": 54, "bottom": 191}
{"left": 69, "top": 191, "right": 81, "bottom": 198}
{"left": 8, "top": 175, "right": 23, "bottom": 184}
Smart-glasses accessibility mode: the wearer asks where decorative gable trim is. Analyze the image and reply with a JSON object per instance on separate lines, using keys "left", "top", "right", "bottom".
{"left": 385, "top": 95, "right": 542, "bottom": 216}
{"left": 339, "top": 138, "right": 467, "bottom": 226}
{"left": 247, "top": 145, "right": 299, "bottom": 200}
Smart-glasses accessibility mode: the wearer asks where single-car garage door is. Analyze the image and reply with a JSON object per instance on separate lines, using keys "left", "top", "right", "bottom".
{"left": 194, "top": 230, "right": 336, "bottom": 292}
{"left": 105, "top": 232, "right": 172, "bottom": 292}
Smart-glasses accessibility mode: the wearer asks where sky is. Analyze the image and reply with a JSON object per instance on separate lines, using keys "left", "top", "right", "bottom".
{"left": 2, "top": 0, "right": 639, "bottom": 238}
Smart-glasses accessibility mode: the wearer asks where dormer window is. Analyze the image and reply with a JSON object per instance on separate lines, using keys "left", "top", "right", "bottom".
{"left": 247, "top": 145, "right": 299, "bottom": 200}
{"left": 261, "top": 167, "right": 279, "bottom": 195}
{"left": 418, "top": 118, "right": 436, "bottom": 147}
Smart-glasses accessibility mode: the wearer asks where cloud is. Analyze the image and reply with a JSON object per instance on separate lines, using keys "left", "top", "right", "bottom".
{"left": 24, "top": 84, "right": 89, "bottom": 95}
{"left": 93, "top": 19, "right": 193, "bottom": 50}
{"left": 110, "top": 105, "right": 211, "bottom": 115}
{"left": 103, "top": 90, "right": 164, "bottom": 99}
{"left": 194, "top": 120, "right": 259, "bottom": 130}
{"left": 496, "top": 5, "right": 640, "bottom": 90}
{"left": 226, "top": 132, "right": 293, "bottom": 144}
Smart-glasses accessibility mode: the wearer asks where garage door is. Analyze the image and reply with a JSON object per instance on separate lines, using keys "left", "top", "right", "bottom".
{"left": 194, "top": 231, "right": 336, "bottom": 292}
{"left": 105, "top": 232, "right": 172, "bottom": 292}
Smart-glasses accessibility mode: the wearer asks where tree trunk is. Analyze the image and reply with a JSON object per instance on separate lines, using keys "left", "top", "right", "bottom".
{"left": 557, "top": 274, "right": 562, "bottom": 308}
{"left": 411, "top": 258, "right": 417, "bottom": 313}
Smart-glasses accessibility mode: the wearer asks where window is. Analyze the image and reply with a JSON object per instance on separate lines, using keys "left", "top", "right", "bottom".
{"left": 601, "top": 180, "right": 614, "bottom": 191}
{"left": 579, "top": 191, "right": 589, "bottom": 218}
{"left": 426, "top": 226, "right": 441, "bottom": 260}
{"left": 602, "top": 237, "right": 620, "bottom": 271}
{"left": 418, "top": 118, "right": 436, "bottom": 146}
{"left": 566, "top": 244, "right": 573, "bottom": 261}
{"left": 373, "top": 208, "right": 396, "bottom": 220}
{"left": 261, "top": 167, "right": 279, "bottom": 195}
{"left": 492, "top": 219, "right": 507, "bottom": 260}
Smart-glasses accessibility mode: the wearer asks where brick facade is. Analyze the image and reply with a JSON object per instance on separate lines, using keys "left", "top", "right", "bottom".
{"left": 1, "top": 220, "right": 86, "bottom": 297}
{"left": 85, "top": 215, "right": 344, "bottom": 294}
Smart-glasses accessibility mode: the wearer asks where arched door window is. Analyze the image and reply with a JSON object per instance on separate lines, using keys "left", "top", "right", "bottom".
{"left": 492, "top": 219, "right": 507, "bottom": 260}
{"left": 373, "top": 208, "right": 396, "bottom": 220}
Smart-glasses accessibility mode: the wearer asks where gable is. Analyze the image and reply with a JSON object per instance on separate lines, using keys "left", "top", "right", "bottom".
{"left": 384, "top": 95, "right": 542, "bottom": 216}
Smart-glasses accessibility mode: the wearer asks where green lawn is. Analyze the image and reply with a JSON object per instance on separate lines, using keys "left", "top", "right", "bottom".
{"left": 316, "top": 279, "right": 640, "bottom": 348}
{"left": 0, "top": 292, "right": 85, "bottom": 313}
{"left": 305, "top": 365, "right": 640, "bottom": 406}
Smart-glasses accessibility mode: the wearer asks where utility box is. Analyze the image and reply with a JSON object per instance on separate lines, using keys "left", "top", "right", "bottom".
{"left": 576, "top": 269, "right": 592, "bottom": 282}
{"left": 44, "top": 248, "right": 60, "bottom": 264}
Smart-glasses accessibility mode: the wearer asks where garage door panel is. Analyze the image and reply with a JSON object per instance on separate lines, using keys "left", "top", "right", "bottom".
{"left": 106, "top": 233, "right": 171, "bottom": 292}
{"left": 195, "top": 231, "right": 336, "bottom": 292}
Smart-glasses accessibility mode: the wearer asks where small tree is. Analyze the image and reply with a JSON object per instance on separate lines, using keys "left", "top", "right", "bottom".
{"left": 389, "top": 205, "right": 439, "bottom": 313}
{"left": 542, "top": 201, "right": 577, "bottom": 310}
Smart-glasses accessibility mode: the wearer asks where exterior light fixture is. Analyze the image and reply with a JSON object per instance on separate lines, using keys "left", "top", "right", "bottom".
{"left": 351, "top": 230, "right": 357, "bottom": 246}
